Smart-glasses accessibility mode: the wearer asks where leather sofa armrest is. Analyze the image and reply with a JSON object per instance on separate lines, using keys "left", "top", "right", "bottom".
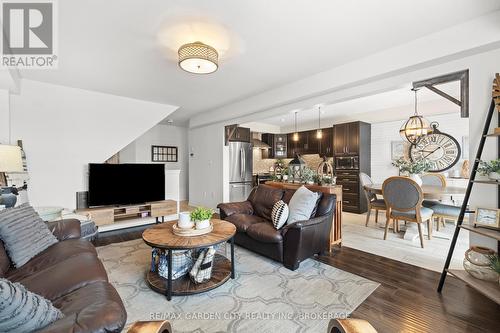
{"left": 46, "top": 219, "right": 82, "bottom": 241}
{"left": 217, "top": 201, "right": 254, "bottom": 219}
{"left": 283, "top": 215, "right": 330, "bottom": 230}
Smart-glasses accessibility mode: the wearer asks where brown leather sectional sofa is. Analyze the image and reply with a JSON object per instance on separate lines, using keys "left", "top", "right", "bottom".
{"left": 218, "top": 185, "right": 336, "bottom": 270}
{"left": 0, "top": 219, "right": 127, "bottom": 333}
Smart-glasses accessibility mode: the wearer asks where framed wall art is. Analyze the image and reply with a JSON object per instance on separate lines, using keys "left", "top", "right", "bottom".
{"left": 152, "top": 145, "right": 178, "bottom": 162}
{"left": 474, "top": 207, "right": 500, "bottom": 230}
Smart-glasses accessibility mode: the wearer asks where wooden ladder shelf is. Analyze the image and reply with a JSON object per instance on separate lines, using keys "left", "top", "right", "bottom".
{"left": 437, "top": 73, "right": 500, "bottom": 304}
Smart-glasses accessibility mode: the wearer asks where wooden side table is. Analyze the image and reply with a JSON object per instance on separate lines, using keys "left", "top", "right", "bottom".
{"left": 142, "top": 219, "right": 236, "bottom": 301}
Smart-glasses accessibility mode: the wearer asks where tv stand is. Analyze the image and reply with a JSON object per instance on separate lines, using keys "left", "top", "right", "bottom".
{"left": 76, "top": 200, "right": 178, "bottom": 231}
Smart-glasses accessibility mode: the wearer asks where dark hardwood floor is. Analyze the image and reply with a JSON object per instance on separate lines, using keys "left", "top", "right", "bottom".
{"left": 94, "top": 228, "right": 500, "bottom": 333}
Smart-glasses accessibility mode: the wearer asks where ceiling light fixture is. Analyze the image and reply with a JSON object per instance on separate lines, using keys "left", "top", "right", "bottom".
{"left": 293, "top": 111, "right": 299, "bottom": 142}
{"left": 316, "top": 105, "right": 323, "bottom": 139}
{"left": 400, "top": 89, "right": 432, "bottom": 146}
{"left": 178, "top": 41, "right": 218, "bottom": 74}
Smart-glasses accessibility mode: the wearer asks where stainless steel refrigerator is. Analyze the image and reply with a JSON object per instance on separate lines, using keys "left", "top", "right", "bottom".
{"left": 229, "top": 141, "right": 253, "bottom": 202}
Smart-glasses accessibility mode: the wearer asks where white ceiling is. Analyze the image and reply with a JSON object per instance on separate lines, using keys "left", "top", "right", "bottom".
{"left": 19, "top": 0, "right": 500, "bottom": 125}
{"left": 254, "top": 82, "right": 462, "bottom": 131}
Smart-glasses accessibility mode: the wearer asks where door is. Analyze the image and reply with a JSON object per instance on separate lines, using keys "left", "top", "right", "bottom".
{"left": 229, "top": 183, "right": 253, "bottom": 202}
{"left": 319, "top": 127, "right": 333, "bottom": 156}
{"left": 333, "top": 124, "right": 347, "bottom": 155}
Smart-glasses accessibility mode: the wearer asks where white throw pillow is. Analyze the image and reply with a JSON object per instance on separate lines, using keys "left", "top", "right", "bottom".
{"left": 287, "top": 186, "right": 319, "bottom": 225}
{"left": 271, "top": 200, "right": 289, "bottom": 229}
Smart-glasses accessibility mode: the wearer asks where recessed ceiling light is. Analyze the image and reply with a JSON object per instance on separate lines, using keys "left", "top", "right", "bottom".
{"left": 178, "top": 41, "right": 218, "bottom": 74}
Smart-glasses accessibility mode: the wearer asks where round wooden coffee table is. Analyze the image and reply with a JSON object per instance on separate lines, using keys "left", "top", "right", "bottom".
{"left": 142, "top": 219, "right": 236, "bottom": 300}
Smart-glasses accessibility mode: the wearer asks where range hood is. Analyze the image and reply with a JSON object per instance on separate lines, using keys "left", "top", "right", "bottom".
{"left": 250, "top": 132, "right": 271, "bottom": 149}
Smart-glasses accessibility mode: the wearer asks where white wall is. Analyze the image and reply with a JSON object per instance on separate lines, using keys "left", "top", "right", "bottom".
{"left": 10, "top": 80, "right": 178, "bottom": 209}
{"left": 188, "top": 123, "right": 226, "bottom": 209}
{"left": 119, "top": 124, "right": 189, "bottom": 201}
{"left": 0, "top": 90, "right": 9, "bottom": 143}
{"left": 371, "top": 113, "right": 469, "bottom": 183}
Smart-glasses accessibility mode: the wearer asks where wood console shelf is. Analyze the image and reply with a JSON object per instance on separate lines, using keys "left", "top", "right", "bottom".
{"left": 77, "top": 200, "right": 177, "bottom": 227}
{"left": 265, "top": 181, "right": 343, "bottom": 251}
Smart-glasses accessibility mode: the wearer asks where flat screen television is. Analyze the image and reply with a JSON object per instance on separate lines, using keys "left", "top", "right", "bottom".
{"left": 88, "top": 163, "right": 165, "bottom": 207}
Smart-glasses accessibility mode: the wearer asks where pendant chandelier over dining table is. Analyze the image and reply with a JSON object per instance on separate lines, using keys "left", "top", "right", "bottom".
{"left": 400, "top": 88, "right": 432, "bottom": 146}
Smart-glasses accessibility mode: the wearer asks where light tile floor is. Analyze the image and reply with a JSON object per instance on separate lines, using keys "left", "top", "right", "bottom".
{"left": 342, "top": 211, "right": 469, "bottom": 272}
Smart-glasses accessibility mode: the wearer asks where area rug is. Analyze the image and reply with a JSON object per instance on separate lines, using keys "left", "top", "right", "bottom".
{"left": 96, "top": 239, "right": 379, "bottom": 333}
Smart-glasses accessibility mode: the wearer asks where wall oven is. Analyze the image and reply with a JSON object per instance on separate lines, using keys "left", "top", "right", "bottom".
{"left": 334, "top": 156, "right": 359, "bottom": 170}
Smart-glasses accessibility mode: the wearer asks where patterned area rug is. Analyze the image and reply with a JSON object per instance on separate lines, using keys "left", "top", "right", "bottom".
{"left": 96, "top": 239, "right": 378, "bottom": 333}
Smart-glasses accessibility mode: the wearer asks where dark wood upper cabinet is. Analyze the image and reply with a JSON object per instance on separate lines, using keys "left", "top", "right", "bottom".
{"left": 261, "top": 133, "right": 274, "bottom": 159}
{"left": 333, "top": 124, "right": 347, "bottom": 155}
{"left": 346, "top": 122, "right": 360, "bottom": 155}
{"left": 228, "top": 126, "right": 251, "bottom": 142}
{"left": 319, "top": 127, "right": 333, "bottom": 157}
{"left": 333, "top": 121, "right": 367, "bottom": 156}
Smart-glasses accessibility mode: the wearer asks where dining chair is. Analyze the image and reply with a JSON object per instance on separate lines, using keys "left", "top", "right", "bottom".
{"left": 420, "top": 173, "right": 460, "bottom": 231}
{"left": 360, "top": 172, "right": 387, "bottom": 226}
{"left": 382, "top": 176, "right": 434, "bottom": 248}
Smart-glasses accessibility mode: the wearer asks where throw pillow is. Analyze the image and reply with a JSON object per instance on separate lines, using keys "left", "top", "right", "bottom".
{"left": 271, "top": 200, "right": 289, "bottom": 229}
{"left": 0, "top": 203, "right": 58, "bottom": 268}
{"left": 287, "top": 186, "right": 319, "bottom": 225}
{"left": 0, "top": 278, "right": 64, "bottom": 332}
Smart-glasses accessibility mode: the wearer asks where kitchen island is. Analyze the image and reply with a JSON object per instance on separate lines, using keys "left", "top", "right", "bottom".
{"left": 265, "top": 181, "right": 343, "bottom": 251}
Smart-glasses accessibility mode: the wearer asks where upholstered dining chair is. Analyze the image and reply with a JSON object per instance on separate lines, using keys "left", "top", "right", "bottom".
{"left": 360, "top": 172, "right": 386, "bottom": 226}
{"left": 382, "top": 176, "right": 434, "bottom": 248}
{"left": 421, "top": 173, "right": 461, "bottom": 231}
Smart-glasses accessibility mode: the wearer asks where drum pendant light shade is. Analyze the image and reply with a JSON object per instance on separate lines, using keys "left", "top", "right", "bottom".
{"left": 400, "top": 89, "right": 432, "bottom": 145}
{"left": 178, "top": 42, "right": 218, "bottom": 74}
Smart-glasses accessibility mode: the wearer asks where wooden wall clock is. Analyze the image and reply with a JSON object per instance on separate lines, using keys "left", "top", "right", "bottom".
{"left": 409, "top": 122, "right": 461, "bottom": 172}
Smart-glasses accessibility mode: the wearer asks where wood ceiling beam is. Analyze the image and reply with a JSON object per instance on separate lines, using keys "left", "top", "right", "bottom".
{"left": 413, "top": 69, "right": 469, "bottom": 118}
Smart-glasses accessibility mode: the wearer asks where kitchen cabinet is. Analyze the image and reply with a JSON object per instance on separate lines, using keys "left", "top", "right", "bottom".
{"left": 228, "top": 126, "right": 251, "bottom": 142}
{"left": 332, "top": 121, "right": 371, "bottom": 214}
{"left": 333, "top": 122, "right": 366, "bottom": 156}
{"left": 261, "top": 134, "right": 287, "bottom": 159}
{"left": 319, "top": 127, "right": 333, "bottom": 156}
{"left": 261, "top": 133, "right": 274, "bottom": 159}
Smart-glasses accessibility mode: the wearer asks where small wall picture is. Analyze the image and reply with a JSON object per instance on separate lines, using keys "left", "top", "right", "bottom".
{"left": 152, "top": 145, "right": 178, "bottom": 162}
{"left": 391, "top": 141, "right": 408, "bottom": 160}
{"left": 474, "top": 207, "right": 500, "bottom": 230}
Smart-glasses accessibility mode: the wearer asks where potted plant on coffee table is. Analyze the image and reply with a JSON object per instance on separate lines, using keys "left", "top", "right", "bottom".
{"left": 190, "top": 207, "right": 214, "bottom": 230}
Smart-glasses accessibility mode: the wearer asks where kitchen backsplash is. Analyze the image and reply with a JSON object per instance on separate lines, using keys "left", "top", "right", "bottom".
{"left": 252, "top": 149, "right": 333, "bottom": 174}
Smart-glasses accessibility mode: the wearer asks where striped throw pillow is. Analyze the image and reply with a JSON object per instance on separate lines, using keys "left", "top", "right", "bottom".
{"left": 271, "top": 200, "right": 289, "bottom": 230}
{"left": 0, "top": 203, "right": 58, "bottom": 268}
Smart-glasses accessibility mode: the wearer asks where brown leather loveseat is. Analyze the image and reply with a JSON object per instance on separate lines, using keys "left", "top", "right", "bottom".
{"left": 217, "top": 185, "right": 335, "bottom": 270}
{"left": 0, "top": 219, "right": 127, "bottom": 332}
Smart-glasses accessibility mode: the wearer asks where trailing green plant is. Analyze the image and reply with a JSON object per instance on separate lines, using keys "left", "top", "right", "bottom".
{"left": 300, "top": 167, "right": 316, "bottom": 183}
{"left": 190, "top": 207, "right": 214, "bottom": 221}
{"left": 313, "top": 173, "right": 322, "bottom": 185}
{"left": 487, "top": 254, "right": 500, "bottom": 275}
{"left": 391, "top": 157, "right": 430, "bottom": 175}
{"left": 322, "top": 176, "right": 333, "bottom": 185}
{"left": 281, "top": 167, "right": 289, "bottom": 176}
{"left": 477, "top": 159, "right": 500, "bottom": 176}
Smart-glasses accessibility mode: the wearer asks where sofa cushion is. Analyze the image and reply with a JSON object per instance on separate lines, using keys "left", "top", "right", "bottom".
{"left": 315, "top": 193, "right": 336, "bottom": 217}
{"left": 13, "top": 253, "right": 108, "bottom": 301}
{"left": 39, "top": 281, "right": 127, "bottom": 333}
{"left": 246, "top": 222, "right": 283, "bottom": 243}
{"left": 287, "top": 186, "right": 319, "bottom": 224}
{"left": 0, "top": 278, "right": 63, "bottom": 332}
{"left": 6, "top": 239, "right": 97, "bottom": 282}
{"left": 0, "top": 203, "right": 58, "bottom": 268}
{"left": 248, "top": 185, "right": 284, "bottom": 220}
{"left": 225, "top": 214, "right": 269, "bottom": 233}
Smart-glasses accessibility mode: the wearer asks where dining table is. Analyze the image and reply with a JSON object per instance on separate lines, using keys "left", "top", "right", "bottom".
{"left": 363, "top": 183, "right": 466, "bottom": 241}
